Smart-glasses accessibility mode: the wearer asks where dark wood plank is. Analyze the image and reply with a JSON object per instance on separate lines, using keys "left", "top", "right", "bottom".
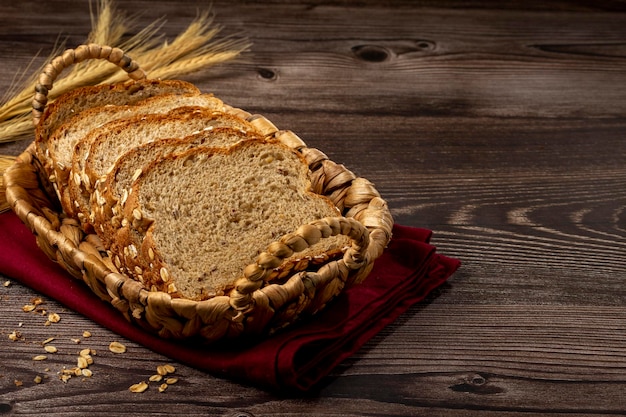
{"left": 1, "top": 1, "right": 626, "bottom": 415}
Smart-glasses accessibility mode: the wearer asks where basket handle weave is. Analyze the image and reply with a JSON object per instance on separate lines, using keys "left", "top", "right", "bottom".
{"left": 32, "top": 43, "right": 147, "bottom": 126}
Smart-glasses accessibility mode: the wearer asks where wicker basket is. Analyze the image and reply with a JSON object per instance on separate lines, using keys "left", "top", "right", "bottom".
{"left": 3, "top": 44, "right": 393, "bottom": 343}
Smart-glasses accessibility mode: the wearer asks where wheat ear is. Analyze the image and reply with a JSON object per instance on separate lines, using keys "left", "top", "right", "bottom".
{"left": 0, "top": 0, "right": 248, "bottom": 143}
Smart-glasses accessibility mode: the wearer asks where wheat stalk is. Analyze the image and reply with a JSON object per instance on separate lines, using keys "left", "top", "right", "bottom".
{"left": 0, "top": 0, "right": 249, "bottom": 144}
{"left": 0, "top": 115, "right": 32, "bottom": 143}
{"left": 88, "top": 0, "right": 127, "bottom": 46}
{"left": 0, "top": 0, "right": 126, "bottom": 135}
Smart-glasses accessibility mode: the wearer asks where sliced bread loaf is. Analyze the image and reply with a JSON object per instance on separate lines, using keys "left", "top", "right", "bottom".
{"left": 92, "top": 127, "right": 262, "bottom": 244}
{"left": 115, "top": 139, "right": 349, "bottom": 300}
{"left": 34, "top": 79, "right": 199, "bottom": 184}
{"left": 52, "top": 93, "right": 224, "bottom": 215}
{"left": 70, "top": 108, "right": 259, "bottom": 228}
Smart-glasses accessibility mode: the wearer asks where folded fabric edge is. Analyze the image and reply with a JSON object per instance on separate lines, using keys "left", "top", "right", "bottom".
{"left": 283, "top": 252, "right": 460, "bottom": 392}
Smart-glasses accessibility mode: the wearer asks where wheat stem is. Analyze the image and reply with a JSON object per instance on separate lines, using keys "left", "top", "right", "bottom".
{"left": 0, "top": 1, "right": 248, "bottom": 144}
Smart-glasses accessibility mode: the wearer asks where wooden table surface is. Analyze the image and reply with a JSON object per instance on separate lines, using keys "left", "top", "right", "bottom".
{"left": 1, "top": 1, "right": 626, "bottom": 415}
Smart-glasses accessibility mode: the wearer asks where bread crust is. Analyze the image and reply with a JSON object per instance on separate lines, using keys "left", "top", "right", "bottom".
{"left": 113, "top": 138, "right": 349, "bottom": 300}
{"left": 35, "top": 79, "right": 199, "bottom": 146}
{"left": 70, "top": 108, "right": 258, "bottom": 232}
{"left": 91, "top": 124, "right": 261, "bottom": 245}
{"left": 54, "top": 94, "right": 224, "bottom": 220}
{"left": 35, "top": 79, "right": 200, "bottom": 208}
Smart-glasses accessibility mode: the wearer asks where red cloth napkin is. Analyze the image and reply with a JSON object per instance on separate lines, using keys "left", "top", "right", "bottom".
{"left": 0, "top": 211, "right": 459, "bottom": 392}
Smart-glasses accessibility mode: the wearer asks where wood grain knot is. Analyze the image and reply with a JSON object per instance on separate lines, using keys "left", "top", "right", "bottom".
{"left": 449, "top": 373, "right": 505, "bottom": 395}
{"left": 0, "top": 403, "right": 12, "bottom": 414}
{"left": 352, "top": 40, "right": 436, "bottom": 62}
{"left": 257, "top": 67, "right": 277, "bottom": 81}
{"left": 415, "top": 40, "right": 436, "bottom": 51}
{"left": 352, "top": 45, "right": 390, "bottom": 62}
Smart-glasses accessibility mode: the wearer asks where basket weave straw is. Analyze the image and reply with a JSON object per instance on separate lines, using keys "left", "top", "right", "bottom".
{"left": 3, "top": 44, "right": 393, "bottom": 342}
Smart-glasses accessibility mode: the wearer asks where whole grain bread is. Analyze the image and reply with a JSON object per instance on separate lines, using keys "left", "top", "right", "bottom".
{"left": 92, "top": 127, "right": 263, "bottom": 244}
{"left": 114, "top": 138, "right": 349, "bottom": 300}
{"left": 70, "top": 108, "right": 259, "bottom": 228}
{"left": 52, "top": 93, "right": 224, "bottom": 214}
{"left": 34, "top": 79, "right": 199, "bottom": 185}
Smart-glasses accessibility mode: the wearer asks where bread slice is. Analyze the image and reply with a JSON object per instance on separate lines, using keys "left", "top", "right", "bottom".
{"left": 115, "top": 138, "right": 349, "bottom": 300}
{"left": 34, "top": 79, "right": 199, "bottom": 186}
{"left": 52, "top": 93, "right": 224, "bottom": 214}
{"left": 92, "top": 127, "right": 262, "bottom": 245}
{"left": 70, "top": 108, "right": 258, "bottom": 228}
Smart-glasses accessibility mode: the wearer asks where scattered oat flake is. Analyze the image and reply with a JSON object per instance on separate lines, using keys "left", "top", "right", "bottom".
{"left": 48, "top": 313, "right": 61, "bottom": 323}
{"left": 44, "top": 345, "right": 58, "bottom": 353}
{"left": 8, "top": 330, "right": 21, "bottom": 341}
{"left": 109, "top": 341, "right": 126, "bottom": 354}
{"left": 165, "top": 377, "right": 178, "bottom": 385}
{"left": 149, "top": 374, "right": 163, "bottom": 382}
{"left": 83, "top": 331, "right": 92, "bottom": 338}
{"left": 14, "top": 380, "right": 23, "bottom": 387}
{"left": 22, "top": 304, "right": 36, "bottom": 312}
{"left": 79, "top": 348, "right": 92, "bottom": 357}
{"left": 31, "top": 297, "right": 44, "bottom": 305}
{"left": 71, "top": 338, "right": 81, "bottom": 344}
{"left": 158, "top": 383, "right": 168, "bottom": 393}
{"left": 33, "top": 355, "right": 47, "bottom": 361}
{"left": 157, "top": 364, "right": 176, "bottom": 375}
{"left": 34, "top": 375, "right": 43, "bottom": 384}
{"left": 42, "top": 337, "right": 55, "bottom": 345}
{"left": 129, "top": 381, "right": 149, "bottom": 393}
{"left": 77, "top": 357, "right": 89, "bottom": 369}
{"left": 3, "top": 280, "right": 10, "bottom": 287}
{"left": 81, "top": 369, "right": 93, "bottom": 377}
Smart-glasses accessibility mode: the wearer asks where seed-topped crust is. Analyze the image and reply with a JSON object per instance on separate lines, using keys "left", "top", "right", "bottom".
{"left": 114, "top": 139, "right": 350, "bottom": 301}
